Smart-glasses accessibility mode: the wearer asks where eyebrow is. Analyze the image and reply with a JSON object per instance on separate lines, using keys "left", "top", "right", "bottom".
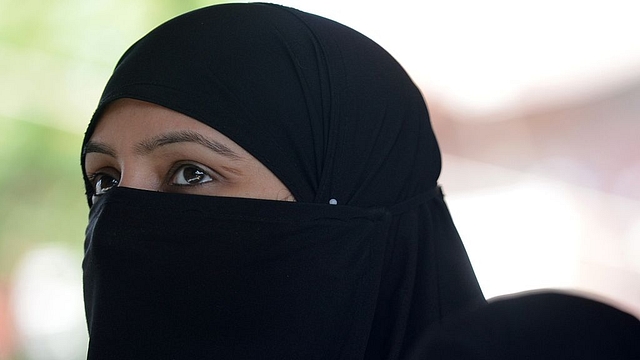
{"left": 135, "top": 130, "right": 242, "bottom": 159}
{"left": 83, "top": 130, "right": 242, "bottom": 160}
{"left": 83, "top": 141, "right": 116, "bottom": 157}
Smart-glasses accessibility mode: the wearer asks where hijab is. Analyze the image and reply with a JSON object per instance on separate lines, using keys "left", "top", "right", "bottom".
{"left": 409, "top": 291, "right": 640, "bottom": 359}
{"left": 81, "top": 3, "right": 485, "bottom": 359}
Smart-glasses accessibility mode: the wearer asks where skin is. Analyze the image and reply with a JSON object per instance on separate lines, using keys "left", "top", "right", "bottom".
{"left": 84, "top": 98, "right": 294, "bottom": 204}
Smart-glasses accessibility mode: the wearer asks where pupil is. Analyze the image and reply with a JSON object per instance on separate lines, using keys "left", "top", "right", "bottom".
{"left": 185, "top": 167, "right": 204, "bottom": 184}
{"left": 97, "top": 177, "right": 118, "bottom": 193}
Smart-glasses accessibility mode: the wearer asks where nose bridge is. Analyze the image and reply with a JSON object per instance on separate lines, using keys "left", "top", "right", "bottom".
{"left": 117, "top": 160, "right": 161, "bottom": 192}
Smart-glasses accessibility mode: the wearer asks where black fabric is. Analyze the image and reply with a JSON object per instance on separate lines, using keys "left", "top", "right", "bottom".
{"left": 81, "top": 3, "right": 485, "bottom": 359}
{"left": 84, "top": 187, "right": 391, "bottom": 359}
{"left": 409, "top": 291, "right": 640, "bottom": 359}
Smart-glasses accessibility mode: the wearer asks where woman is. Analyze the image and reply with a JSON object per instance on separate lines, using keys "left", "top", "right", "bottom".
{"left": 81, "top": 3, "right": 485, "bottom": 359}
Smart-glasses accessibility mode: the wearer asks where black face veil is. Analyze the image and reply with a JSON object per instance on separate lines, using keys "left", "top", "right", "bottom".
{"left": 81, "top": 3, "right": 485, "bottom": 359}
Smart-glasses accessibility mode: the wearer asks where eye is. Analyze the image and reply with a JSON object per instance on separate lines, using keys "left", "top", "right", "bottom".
{"left": 171, "top": 164, "right": 214, "bottom": 186}
{"left": 92, "top": 174, "right": 119, "bottom": 196}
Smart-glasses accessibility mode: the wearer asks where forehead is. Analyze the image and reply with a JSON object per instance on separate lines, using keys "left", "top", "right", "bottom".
{"left": 92, "top": 98, "right": 209, "bottom": 140}
{"left": 87, "top": 98, "right": 255, "bottom": 162}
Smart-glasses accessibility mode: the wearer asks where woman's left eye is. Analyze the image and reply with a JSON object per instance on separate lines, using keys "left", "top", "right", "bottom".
{"left": 171, "top": 164, "right": 214, "bottom": 186}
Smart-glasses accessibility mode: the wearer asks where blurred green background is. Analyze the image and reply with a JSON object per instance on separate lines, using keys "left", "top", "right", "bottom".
{"left": 0, "top": 1, "right": 226, "bottom": 358}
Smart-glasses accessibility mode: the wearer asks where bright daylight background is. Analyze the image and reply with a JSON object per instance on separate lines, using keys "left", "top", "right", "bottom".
{"left": 1, "top": 0, "right": 639, "bottom": 358}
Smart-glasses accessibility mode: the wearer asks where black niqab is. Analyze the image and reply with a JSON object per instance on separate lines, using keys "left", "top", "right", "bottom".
{"left": 81, "top": 3, "right": 485, "bottom": 359}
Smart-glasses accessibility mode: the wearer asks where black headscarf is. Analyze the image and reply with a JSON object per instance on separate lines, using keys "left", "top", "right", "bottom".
{"left": 81, "top": 3, "right": 484, "bottom": 359}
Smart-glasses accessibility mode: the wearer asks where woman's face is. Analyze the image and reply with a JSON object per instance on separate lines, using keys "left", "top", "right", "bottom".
{"left": 83, "top": 98, "right": 294, "bottom": 204}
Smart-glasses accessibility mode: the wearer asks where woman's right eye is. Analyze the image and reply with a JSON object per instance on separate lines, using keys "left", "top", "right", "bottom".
{"left": 93, "top": 174, "right": 119, "bottom": 196}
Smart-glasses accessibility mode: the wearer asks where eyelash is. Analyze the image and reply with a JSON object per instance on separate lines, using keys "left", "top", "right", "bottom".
{"left": 86, "top": 170, "right": 119, "bottom": 197}
{"left": 166, "top": 162, "right": 216, "bottom": 187}
{"left": 86, "top": 162, "right": 217, "bottom": 197}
